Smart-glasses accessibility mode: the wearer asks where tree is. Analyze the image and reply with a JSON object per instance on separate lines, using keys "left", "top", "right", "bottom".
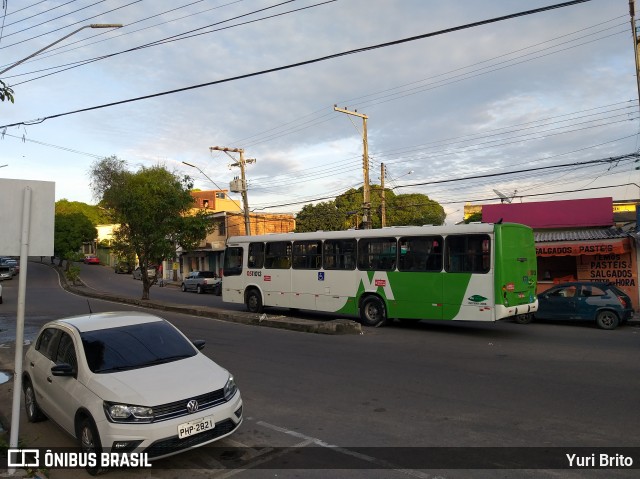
{"left": 54, "top": 213, "right": 97, "bottom": 270}
{"left": 90, "top": 156, "right": 213, "bottom": 300}
{"left": 295, "top": 201, "right": 347, "bottom": 232}
{"left": 0, "top": 79, "right": 14, "bottom": 104}
{"left": 55, "top": 199, "right": 111, "bottom": 225}
{"left": 387, "top": 193, "right": 446, "bottom": 226}
{"left": 465, "top": 212, "right": 482, "bottom": 223}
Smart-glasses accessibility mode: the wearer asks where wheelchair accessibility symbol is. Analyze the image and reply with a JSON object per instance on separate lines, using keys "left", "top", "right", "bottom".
{"left": 318, "top": 272, "right": 325, "bottom": 281}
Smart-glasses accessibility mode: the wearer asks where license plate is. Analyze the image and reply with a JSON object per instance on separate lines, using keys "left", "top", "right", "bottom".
{"left": 178, "top": 415, "right": 215, "bottom": 439}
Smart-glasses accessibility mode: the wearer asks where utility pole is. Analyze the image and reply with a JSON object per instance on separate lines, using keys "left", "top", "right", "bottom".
{"left": 380, "top": 163, "right": 387, "bottom": 228}
{"left": 630, "top": 0, "right": 640, "bottom": 113}
{"left": 210, "top": 146, "right": 255, "bottom": 236}
{"left": 334, "top": 105, "right": 371, "bottom": 229}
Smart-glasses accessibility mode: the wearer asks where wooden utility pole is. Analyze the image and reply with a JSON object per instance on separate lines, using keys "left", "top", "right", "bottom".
{"left": 210, "top": 146, "right": 255, "bottom": 236}
{"left": 334, "top": 105, "right": 371, "bottom": 229}
{"left": 380, "top": 163, "right": 387, "bottom": 228}
{"left": 630, "top": 0, "right": 640, "bottom": 113}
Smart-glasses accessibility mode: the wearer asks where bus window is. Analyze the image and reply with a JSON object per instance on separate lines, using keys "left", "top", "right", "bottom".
{"left": 323, "top": 239, "right": 356, "bottom": 270}
{"left": 357, "top": 238, "right": 397, "bottom": 271}
{"left": 248, "top": 242, "right": 265, "bottom": 269}
{"left": 399, "top": 236, "right": 443, "bottom": 272}
{"left": 445, "top": 235, "right": 490, "bottom": 273}
{"left": 265, "top": 241, "right": 291, "bottom": 269}
{"left": 223, "top": 247, "right": 243, "bottom": 276}
{"left": 293, "top": 240, "right": 322, "bottom": 270}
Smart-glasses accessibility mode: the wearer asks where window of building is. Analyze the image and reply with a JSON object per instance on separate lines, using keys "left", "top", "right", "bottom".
{"left": 216, "top": 192, "right": 226, "bottom": 199}
{"left": 265, "top": 241, "right": 291, "bottom": 269}
{"left": 323, "top": 239, "right": 356, "bottom": 270}
{"left": 202, "top": 199, "right": 210, "bottom": 208}
{"left": 357, "top": 238, "right": 397, "bottom": 271}
{"left": 398, "top": 236, "right": 443, "bottom": 272}
{"left": 445, "top": 234, "right": 490, "bottom": 273}
{"left": 292, "top": 241, "right": 322, "bottom": 269}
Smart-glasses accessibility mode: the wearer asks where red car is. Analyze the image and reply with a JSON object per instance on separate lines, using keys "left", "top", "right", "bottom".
{"left": 83, "top": 254, "right": 100, "bottom": 265}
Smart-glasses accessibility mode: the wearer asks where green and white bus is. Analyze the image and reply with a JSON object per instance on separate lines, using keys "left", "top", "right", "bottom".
{"left": 222, "top": 222, "right": 538, "bottom": 326}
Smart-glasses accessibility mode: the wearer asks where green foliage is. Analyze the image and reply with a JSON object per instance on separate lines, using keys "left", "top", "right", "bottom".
{"left": 66, "top": 264, "right": 81, "bottom": 285}
{"left": 295, "top": 201, "right": 347, "bottom": 232}
{"left": 55, "top": 199, "right": 111, "bottom": 225}
{"left": 465, "top": 212, "right": 482, "bottom": 223}
{"left": 90, "top": 157, "right": 212, "bottom": 300}
{"left": 296, "top": 186, "right": 445, "bottom": 231}
{"left": 0, "top": 79, "right": 14, "bottom": 103}
{"left": 54, "top": 213, "right": 97, "bottom": 261}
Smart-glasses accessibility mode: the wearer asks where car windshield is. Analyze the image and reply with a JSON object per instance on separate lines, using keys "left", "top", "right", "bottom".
{"left": 81, "top": 321, "right": 197, "bottom": 373}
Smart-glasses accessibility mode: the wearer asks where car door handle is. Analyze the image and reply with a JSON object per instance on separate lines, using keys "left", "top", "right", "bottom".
{"left": 30, "top": 362, "right": 35, "bottom": 367}
{"left": 47, "top": 376, "right": 52, "bottom": 383}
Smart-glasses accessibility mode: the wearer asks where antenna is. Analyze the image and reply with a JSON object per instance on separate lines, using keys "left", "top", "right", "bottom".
{"left": 493, "top": 189, "right": 517, "bottom": 203}
{"left": 87, "top": 300, "right": 93, "bottom": 315}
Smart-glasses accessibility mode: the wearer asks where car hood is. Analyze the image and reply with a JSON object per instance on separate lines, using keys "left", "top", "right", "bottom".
{"left": 84, "top": 353, "right": 230, "bottom": 406}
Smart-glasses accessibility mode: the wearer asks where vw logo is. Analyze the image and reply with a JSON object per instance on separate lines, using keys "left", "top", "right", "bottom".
{"left": 187, "top": 399, "right": 199, "bottom": 413}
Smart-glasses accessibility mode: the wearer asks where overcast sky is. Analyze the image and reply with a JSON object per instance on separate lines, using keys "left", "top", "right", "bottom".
{"left": 1, "top": 0, "right": 639, "bottom": 224}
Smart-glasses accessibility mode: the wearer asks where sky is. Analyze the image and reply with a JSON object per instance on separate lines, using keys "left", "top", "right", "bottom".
{"left": 1, "top": 0, "right": 639, "bottom": 225}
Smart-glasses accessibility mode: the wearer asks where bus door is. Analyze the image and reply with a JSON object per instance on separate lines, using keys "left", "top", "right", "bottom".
{"left": 262, "top": 241, "right": 292, "bottom": 307}
{"left": 291, "top": 240, "right": 323, "bottom": 310}
{"left": 443, "top": 234, "right": 494, "bottom": 321}
{"left": 396, "top": 236, "right": 444, "bottom": 320}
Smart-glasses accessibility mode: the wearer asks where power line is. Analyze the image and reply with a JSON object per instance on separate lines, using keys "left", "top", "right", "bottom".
{"left": 0, "top": 0, "right": 593, "bottom": 130}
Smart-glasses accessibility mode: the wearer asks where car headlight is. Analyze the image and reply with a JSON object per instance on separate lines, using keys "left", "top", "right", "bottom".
{"left": 223, "top": 375, "right": 238, "bottom": 401}
{"left": 104, "top": 402, "right": 154, "bottom": 423}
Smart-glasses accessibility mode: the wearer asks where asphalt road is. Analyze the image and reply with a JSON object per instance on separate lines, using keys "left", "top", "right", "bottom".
{"left": 1, "top": 261, "right": 639, "bottom": 479}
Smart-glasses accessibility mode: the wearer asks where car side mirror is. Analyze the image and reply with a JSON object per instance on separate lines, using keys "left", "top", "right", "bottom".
{"left": 51, "top": 363, "right": 75, "bottom": 377}
{"left": 192, "top": 339, "right": 206, "bottom": 351}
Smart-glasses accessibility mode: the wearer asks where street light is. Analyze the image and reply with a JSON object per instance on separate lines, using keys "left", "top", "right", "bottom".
{"left": 0, "top": 24, "right": 123, "bottom": 76}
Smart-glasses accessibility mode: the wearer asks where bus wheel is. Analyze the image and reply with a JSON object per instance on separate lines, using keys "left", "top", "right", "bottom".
{"left": 514, "top": 313, "right": 533, "bottom": 324}
{"left": 246, "top": 289, "right": 263, "bottom": 314}
{"left": 360, "top": 296, "right": 387, "bottom": 327}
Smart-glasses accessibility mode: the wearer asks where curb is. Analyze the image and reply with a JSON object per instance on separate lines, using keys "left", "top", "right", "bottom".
{"left": 55, "top": 265, "right": 362, "bottom": 335}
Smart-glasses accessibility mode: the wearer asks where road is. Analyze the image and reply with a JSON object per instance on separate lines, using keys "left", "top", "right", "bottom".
{"left": 0, "top": 261, "right": 639, "bottom": 478}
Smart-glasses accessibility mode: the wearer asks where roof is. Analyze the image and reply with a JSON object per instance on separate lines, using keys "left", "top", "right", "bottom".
{"left": 534, "top": 228, "right": 629, "bottom": 243}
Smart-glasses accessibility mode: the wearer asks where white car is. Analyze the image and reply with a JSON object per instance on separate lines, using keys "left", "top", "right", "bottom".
{"left": 23, "top": 311, "right": 243, "bottom": 471}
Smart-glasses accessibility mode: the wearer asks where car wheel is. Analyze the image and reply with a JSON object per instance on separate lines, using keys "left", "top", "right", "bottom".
{"left": 78, "top": 416, "right": 107, "bottom": 476}
{"left": 197, "top": 284, "right": 203, "bottom": 294}
{"left": 246, "top": 288, "right": 263, "bottom": 313}
{"left": 181, "top": 283, "right": 187, "bottom": 292}
{"left": 24, "top": 379, "right": 46, "bottom": 422}
{"left": 596, "top": 310, "right": 619, "bottom": 330}
{"left": 359, "top": 296, "right": 387, "bottom": 327}
{"left": 514, "top": 313, "right": 533, "bottom": 324}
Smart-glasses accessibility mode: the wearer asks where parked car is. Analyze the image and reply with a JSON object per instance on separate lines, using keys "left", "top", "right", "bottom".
{"left": 23, "top": 311, "right": 242, "bottom": 472}
{"left": 0, "top": 257, "right": 19, "bottom": 275}
{"left": 0, "top": 265, "right": 13, "bottom": 281}
{"left": 530, "top": 281, "right": 633, "bottom": 330}
{"left": 132, "top": 265, "right": 156, "bottom": 280}
{"left": 83, "top": 254, "right": 100, "bottom": 265}
{"left": 181, "top": 271, "right": 221, "bottom": 294}
{"left": 113, "top": 261, "right": 133, "bottom": 274}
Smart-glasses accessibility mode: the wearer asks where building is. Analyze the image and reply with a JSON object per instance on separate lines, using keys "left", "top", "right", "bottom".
{"left": 180, "top": 190, "right": 295, "bottom": 277}
{"left": 481, "top": 197, "right": 638, "bottom": 307}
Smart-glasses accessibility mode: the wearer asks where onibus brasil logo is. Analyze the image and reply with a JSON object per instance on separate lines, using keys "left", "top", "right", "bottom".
{"left": 468, "top": 295, "right": 488, "bottom": 303}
